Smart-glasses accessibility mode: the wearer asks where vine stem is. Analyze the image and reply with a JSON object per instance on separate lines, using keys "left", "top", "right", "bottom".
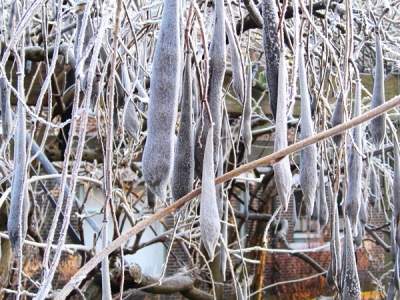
{"left": 56, "top": 94, "right": 400, "bottom": 299}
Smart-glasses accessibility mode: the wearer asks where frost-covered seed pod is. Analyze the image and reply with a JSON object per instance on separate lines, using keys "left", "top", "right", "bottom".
{"left": 299, "top": 45, "right": 318, "bottom": 216}
{"left": 387, "top": 278, "right": 398, "bottom": 300}
{"left": 142, "top": 0, "right": 181, "bottom": 199}
{"left": 216, "top": 146, "right": 224, "bottom": 216}
{"left": 242, "top": 63, "right": 253, "bottom": 155}
{"left": 391, "top": 219, "right": 397, "bottom": 260}
{"left": 354, "top": 221, "right": 364, "bottom": 248}
{"left": 318, "top": 167, "right": 329, "bottom": 228}
{"left": 369, "top": 29, "right": 385, "bottom": 148}
{"left": 200, "top": 128, "right": 221, "bottom": 259}
{"left": 262, "top": 0, "right": 280, "bottom": 120}
{"left": 393, "top": 141, "right": 400, "bottom": 212}
{"left": 341, "top": 217, "right": 361, "bottom": 299}
{"left": 172, "top": 52, "right": 195, "bottom": 201}
{"left": 194, "top": 0, "right": 226, "bottom": 176}
{"left": 331, "top": 93, "right": 344, "bottom": 145}
{"left": 394, "top": 251, "right": 400, "bottom": 290}
{"left": 393, "top": 141, "right": 400, "bottom": 247}
{"left": 226, "top": 20, "right": 245, "bottom": 103}
{"left": 192, "top": 73, "right": 201, "bottom": 120}
{"left": 273, "top": 51, "right": 292, "bottom": 211}
{"left": 8, "top": 79, "right": 29, "bottom": 254}
{"left": 327, "top": 185, "right": 341, "bottom": 289}
{"left": 311, "top": 190, "right": 320, "bottom": 221}
{"left": 359, "top": 198, "right": 368, "bottom": 225}
{"left": 368, "top": 165, "right": 380, "bottom": 207}
{"left": 121, "top": 62, "right": 141, "bottom": 142}
{"left": 123, "top": 100, "right": 141, "bottom": 142}
{"left": 147, "top": 187, "right": 156, "bottom": 209}
{"left": 0, "top": 77, "right": 12, "bottom": 141}
{"left": 292, "top": 196, "right": 298, "bottom": 224}
{"left": 220, "top": 194, "right": 228, "bottom": 281}
{"left": 345, "top": 79, "right": 362, "bottom": 235}
{"left": 8, "top": 189, "right": 29, "bottom": 254}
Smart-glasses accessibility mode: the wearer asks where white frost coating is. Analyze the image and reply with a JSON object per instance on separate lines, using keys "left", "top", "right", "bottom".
{"left": 142, "top": 0, "right": 181, "bottom": 199}
{"left": 200, "top": 128, "right": 221, "bottom": 259}
{"left": 273, "top": 51, "right": 292, "bottom": 211}
{"left": 298, "top": 45, "right": 317, "bottom": 216}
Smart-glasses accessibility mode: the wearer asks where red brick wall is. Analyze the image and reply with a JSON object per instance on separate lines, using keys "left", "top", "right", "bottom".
{"left": 259, "top": 192, "right": 388, "bottom": 300}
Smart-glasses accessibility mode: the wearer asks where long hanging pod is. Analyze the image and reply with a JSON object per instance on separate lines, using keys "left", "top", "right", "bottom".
{"left": 200, "top": 127, "right": 221, "bottom": 259}
{"left": 358, "top": 197, "right": 368, "bottom": 227}
{"left": 345, "top": 78, "right": 363, "bottom": 235}
{"left": 298, "top": 45, "right": 318, "bottom": 216}
{"left": 272, "top": 50, "right": 292, "bottom": 211}
{"left": 172, "top": 50, "right": 195, "bottom": 201}
{"left": 220, "top": 149, "right": 228, "bottom": 280}
{"left": 393, "top": 138, "right": 400, "bottom": 290}
{"left": 395, "top": 251, "right": 400, "bottom": 291}
{"left": 387, "top": 278, "right": 398, "bottom": 300}
{"left": 318, "top": 163, "right": 329, "bottom": 228}
{"left": 353, "top": 221, "right": 364, "bottom": 248}
{"left": 261, "top": 0, "right": 280, "bottom": 120}
{"left": 226, "top": 20, "right": 245, "bottom": 103}
{"left": 8, "top": 126, "right": 29, "bottom": 255}
{"left": 142, "top": 0, "right": 181, "bottom": 199}
{"left": 393, "top": 140, "right": 400, "bottom": 247}
{"left": 369, "top": 27, "right": 385, "bottom": 148}
{"left": 121, "top": 62, "right": 141, "bottom": 142}
{"left": 330, "top": 93, "right": 344, "bottom": 146}
{"left": 341, "top": 217, "right": 362, "bottom": 299}
{"left": 391, "top": 217, "right": 397, "bottom": 263}
{"left": 7, "top": 55, "right": 29, "bottom": 257}
{"left": 220, "top": 193, "right": 228, "bottom": 281}
{"left": 241, "top": 63, "right": 253, "bottom": 220}
{"left": 123, "top": 100, "right": 141, "bottom": 142}
{"left": 311, "top": 189, "right": 320, "bottom": 221}
{"left": 0, "top": 76, "right": 12, "bottom": 143}
{"left": 194, "top": 0, "right": 226, "bottom": 176}
{"left": 368, "top": 163, "right": 380, "bottom": 207}
{"left": 242, "top": 62, "right": 253, "bottom": 156}
{"left": 327, "top": 184, "right": 341, "bottom": 290}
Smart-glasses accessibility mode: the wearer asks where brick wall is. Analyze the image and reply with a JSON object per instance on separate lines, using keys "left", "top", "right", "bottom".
{"left": 259, "top": 188, "right": 388, "bottom": 300}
